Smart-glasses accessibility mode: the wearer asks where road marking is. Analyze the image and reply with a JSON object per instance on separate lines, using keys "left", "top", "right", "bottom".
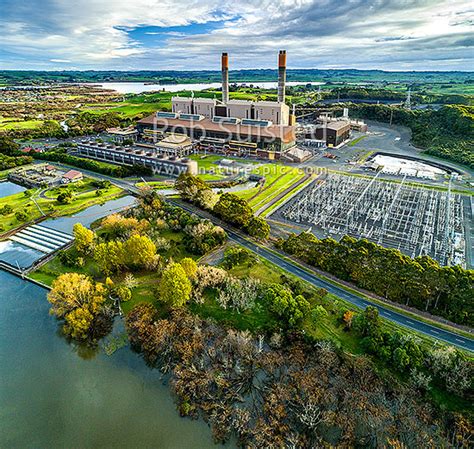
{"left": 455, "top": 338, "right": 465, "bottom": 343}
{"left": 431, "top": 330, "right": 440, "bottom": 334}
{"left": 406, "top": 320, "right": 415, "bottom": 325}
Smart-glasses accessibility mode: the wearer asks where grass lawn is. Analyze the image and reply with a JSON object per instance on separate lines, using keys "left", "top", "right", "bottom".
{"left": 347, "top": 135, "right": 368, "bottom": 147}
{"left": 236, "top": 164, "right": 306, "bottom": 210}
{"left": 135, "top": 180, "right": 172, "bottom": 190}
{"left": 0, "top": 179, "right": 124, "bottom": 233}
{"left": 0, "top": 119, "right": 44, "bottom": 130}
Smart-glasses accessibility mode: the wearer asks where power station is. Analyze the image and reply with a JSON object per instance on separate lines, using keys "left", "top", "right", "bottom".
{"left": 136, "top": 50, "right": 297, "bottom": 159}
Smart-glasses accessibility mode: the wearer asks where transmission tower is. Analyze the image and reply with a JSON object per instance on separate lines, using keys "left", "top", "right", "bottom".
{"left": 405, "top": 87, "right": 412, "bottom": 109}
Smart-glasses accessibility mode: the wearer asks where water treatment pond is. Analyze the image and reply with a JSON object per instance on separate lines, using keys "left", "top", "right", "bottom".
{"left": 0, "top": 270, "right": 220, "bottom": 448}
{"left": 0, "top": 181, "right": 26, "bottom": 197}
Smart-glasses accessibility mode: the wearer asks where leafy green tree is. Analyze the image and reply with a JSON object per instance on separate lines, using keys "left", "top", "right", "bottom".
{"left": 73, "top": 223, "right": 95, "bottom": 256}
{"left": 214, "top": 193, "right": 253, "bottom": 227}
{"left": 246, "top": 216, "right": 270, "bottom": 240}
{"left": 115, "top": 285, "right": 132, "bottom": 302}
{"left": 57, "top": 190, "right": 73, "bottom": 204}
{"left": 175, "top": 173, "right": 209, "bottom": 202}
{"left": 265, "top": 283, "right": 310, "bottom": 327}
{"left": 159, "top": 262, "right": 192, "bottom": 307}
{"left": 392, "top": 348, "right": 410, "bottom": 371}
{"left": 15, "top": 210, "right": 28, "bottom": 222}
{"left": 353, "top": 306, "right": 381, "bottom": 337}
{"left": 0, "top": 136, "right": 20, "bottom": 155}
{"left": 48, "top": 273, "right": 106, "bottom": 340}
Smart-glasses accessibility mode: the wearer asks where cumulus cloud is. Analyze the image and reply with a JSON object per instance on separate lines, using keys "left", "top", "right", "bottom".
{"left": 0, "top": 0, "right": 472, "bottom": 70}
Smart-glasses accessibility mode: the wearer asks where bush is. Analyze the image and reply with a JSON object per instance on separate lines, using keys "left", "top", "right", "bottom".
{"left": 14, "top": 210, "right": 28, "bottom": 222}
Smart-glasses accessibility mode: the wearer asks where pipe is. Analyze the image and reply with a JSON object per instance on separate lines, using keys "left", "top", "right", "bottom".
{"left": 278, "top": 50, "right": 286, "bottom": 103}
{"left": 222, "top": 52, "right": 229, "bottom": 103}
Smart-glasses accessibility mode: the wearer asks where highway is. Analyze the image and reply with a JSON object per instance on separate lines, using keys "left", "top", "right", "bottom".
{"left": 31, "top": 163, "right": 474, "bottom": 352}
{"left": 174, "top": 201, "right": 474, "bottom": 352}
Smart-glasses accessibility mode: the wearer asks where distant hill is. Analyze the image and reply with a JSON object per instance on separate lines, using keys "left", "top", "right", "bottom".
{"left": 0, "top": 68, "right": 472, "bottom": 86}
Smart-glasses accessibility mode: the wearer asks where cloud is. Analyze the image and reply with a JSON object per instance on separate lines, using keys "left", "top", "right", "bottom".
{"left": 0, "top": 0, "right": 472, "bottom": 70}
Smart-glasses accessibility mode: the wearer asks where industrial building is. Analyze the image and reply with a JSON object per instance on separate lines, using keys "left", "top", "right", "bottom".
{"left": 137, "top": 51, "right": 297, "bottom": 159}
{"left": 75, "top": 140, "right": 198, "bottom": 176}
{"left": 301, "top": 121, "right": 351, "bottom": 147}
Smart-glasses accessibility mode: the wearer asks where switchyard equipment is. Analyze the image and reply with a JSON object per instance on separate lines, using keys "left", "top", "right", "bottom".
{"left": 275, "top": 173, "right": 467, "bottom": 267}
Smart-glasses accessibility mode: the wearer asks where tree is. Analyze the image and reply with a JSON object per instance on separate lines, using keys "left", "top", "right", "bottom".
{"left": 124, "top": 234, "right": 156, "bottom": 269}
{"left": 15, "top": 210, "right": 28, "bottom": 222}
{"left": 94, "top": 240, "right": 125, "bottom": 274}
{"left": 180, "top": 257, "right": 198, "bottom": 280}
{"left": 175, "top": 173, "right": 210, "bottom": 205}
{"left": 65, "top": 307, "right": 94, "bottom": 340}
{"left": 159, "top": 263, "right": 192, "bottom": 307}
{"left": 214, "top": 193, "right": 253, "bottom": 227}
{"left": 265, "top": 283, "right": 310, "bottom": 327}
{"left": 73, "top": 223, "right": 95, "bottom": 256}
{"left": 57, "top": 190, "right": 73, "bottom": 204}
{"left": 0, "top": 136, "right": 20, "bottom": 155}
{"left": 48, "top": 273, "right": 106, "bottom": 340}
{"left": 353, "top": 306, "right": 381, "bottom": 337}
{"left": 246, "top": 216, "right": 270, "bottom": 240}
{"left": 115, "top": 285, "right": 132, "bottom": 302}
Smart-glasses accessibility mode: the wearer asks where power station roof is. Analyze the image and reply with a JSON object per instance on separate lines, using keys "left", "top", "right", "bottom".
{"left": 138, "top": 114, "right": 296, "bottom": 143}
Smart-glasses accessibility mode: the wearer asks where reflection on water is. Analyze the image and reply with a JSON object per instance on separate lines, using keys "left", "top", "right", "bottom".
{"left": 0, "top": 196, "right": 136, "bottom": 269}
{"left": 44, "top": 195, "right": 135, "bottom": 234}
{"left": 0, "top": 270, "right": 219, "bottom": 448}
{"left": 0, "top": 240, "right": 44, "bottom": 268}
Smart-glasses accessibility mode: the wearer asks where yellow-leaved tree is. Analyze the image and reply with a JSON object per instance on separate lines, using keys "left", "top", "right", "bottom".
{"left": 48, "top": 272, "right": 106, "bottom": 340}
{"left": 73, "top": 223, "right": 96, "bottom": 256}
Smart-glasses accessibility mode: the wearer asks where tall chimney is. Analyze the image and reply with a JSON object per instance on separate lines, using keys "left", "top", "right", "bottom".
{"left": 278, "top": 50, "right": 287, "bottom": 103}
{"left": 221, "top": 52, "right": 229, "bottom": 103}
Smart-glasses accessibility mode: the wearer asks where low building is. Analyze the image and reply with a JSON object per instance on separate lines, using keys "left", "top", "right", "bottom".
{"left": 302, "top": 121, "right": 351, "bottom": 147}
{"left": 106, "top": 126, "right": 139, "bottom": 143}
{"left": 138, "top": 133, "right": 193, "bottom": 157}
{"left": 75, "top": 140, "right": 198, "bottom": 176}
{"left": 62, "top": 170, "right": 83, "bottom": 183}
{"left": 8, "top": 164, "right": 64, "bottom": 188}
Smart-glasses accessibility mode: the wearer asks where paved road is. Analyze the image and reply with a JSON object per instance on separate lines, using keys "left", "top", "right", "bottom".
{"left": 174, "top": 201, "right": 474, "bottom": 352}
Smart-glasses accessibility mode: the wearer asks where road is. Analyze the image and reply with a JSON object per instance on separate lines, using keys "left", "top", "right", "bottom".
{"left": 32, "top": 162, "right": 474, "bottom": 351}
{"left": 174, "top": 200, "right": 474, "bottom": 352}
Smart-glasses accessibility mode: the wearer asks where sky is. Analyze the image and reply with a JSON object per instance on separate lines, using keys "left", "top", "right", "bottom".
{"left": 0, "top": 0, "right": 473, "bottom": 71}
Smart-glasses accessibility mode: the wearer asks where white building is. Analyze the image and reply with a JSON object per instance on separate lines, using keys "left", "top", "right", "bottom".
{"left": 171, "top": 96, "right": 290, "bottom": 125}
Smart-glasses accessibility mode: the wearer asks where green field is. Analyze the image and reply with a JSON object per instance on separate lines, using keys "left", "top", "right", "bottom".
{"left": 0, "top": 178, "right": 123, "bottom": 233}
{"left": 0, "top": 118, "right": 44, "bottom": 130}
{"left": 235, "top": 163, "right": 306, "bottom": 210}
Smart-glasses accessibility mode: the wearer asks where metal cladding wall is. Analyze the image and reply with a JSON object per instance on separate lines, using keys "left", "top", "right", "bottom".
{"left": 75, "top": 142, "right": 198, "bottom": 176}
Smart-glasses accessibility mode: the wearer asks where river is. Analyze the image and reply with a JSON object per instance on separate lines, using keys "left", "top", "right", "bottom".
{"left": 83, "top": 81, "right": 325, "bottom": 94}
{"left": 0, "top": 194, "right": 225, "bottom": 448}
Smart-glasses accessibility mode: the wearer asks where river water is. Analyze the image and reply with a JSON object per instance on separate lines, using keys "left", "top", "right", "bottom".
{"left": 0, "top": 271, "right": 219, "bottom": 448}
{"left": 82, "top": 81, "right": 325, "bottom": 94}
{"left": 0, "top": 194, "right": 225, "bottom": 448}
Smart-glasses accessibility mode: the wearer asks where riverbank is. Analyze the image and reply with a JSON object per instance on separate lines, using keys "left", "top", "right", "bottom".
{"left": 0, "top": 270, "right": 220, "bottom": 449}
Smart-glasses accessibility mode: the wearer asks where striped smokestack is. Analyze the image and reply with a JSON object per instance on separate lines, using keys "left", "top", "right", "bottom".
{"left": 278, "top": 50, "right": 287, "bottom": 103}
{"left": 221, "top": 52, "right": 229, "bottom": 103}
